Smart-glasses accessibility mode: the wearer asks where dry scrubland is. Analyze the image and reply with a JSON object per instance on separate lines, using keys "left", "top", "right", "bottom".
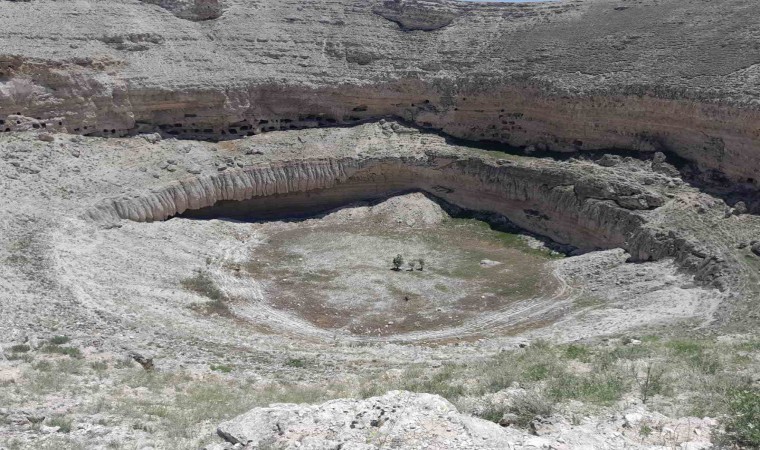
{"left": 2, "top": 334, "right": 759, "bottom": 449}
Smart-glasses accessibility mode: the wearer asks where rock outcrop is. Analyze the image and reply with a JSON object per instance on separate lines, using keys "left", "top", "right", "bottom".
{"left": 1, "top": 0, "right": 760, "bottom": 184}
{"left": 373, "top": 0, "right": 460, "bottom": 31}
{"left": 216, "top": 391, "right": 511, "bottom": 449}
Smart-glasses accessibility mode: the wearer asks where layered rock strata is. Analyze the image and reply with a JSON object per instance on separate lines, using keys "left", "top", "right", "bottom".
{"left": 85, "top": 148, "right": 726, "bottom": 288}
{"left": 1, "top": 0, "right": 760, "bottom": 183}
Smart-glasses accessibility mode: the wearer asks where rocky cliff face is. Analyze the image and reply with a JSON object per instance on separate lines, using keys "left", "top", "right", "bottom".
{"left": 1, "top": 0, "right": 760, "bottom": 184}
{"left": 83, "top": 137, "right": 727, "bottom": 289}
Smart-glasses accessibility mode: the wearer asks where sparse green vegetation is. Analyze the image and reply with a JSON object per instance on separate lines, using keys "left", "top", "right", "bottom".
{"left": 183, "top": 270, "right": 231, "bottom": 316}
{"left": 634, "top": 363, "right": 667, "bottom": 404}
{"left": 42, "top": 344, "right": 82, "bottom": 358}
{"left": 49, "top": 335, "right": 71, "bottom": 345}
{"left": 48, "top": 416, "right": 73, "bottom": 433}
{"left": 1, "top": 335, "right": 758, "bottom": 448}
{"left": 548, "top": 372, "right": 627, "bottom": 404}
{"left": 210, "top": 364, "right": 234, "bottom": 373}
{"left": 478, "top": 392, "right": 554, "bottom": 427}
{"left": 392, "top": 254, "right": 404, "bottom": 271}
{"left": 564, "top": 344, "right": 591, "bottom": 361}
{"left": 181, "top": 270, "right": 224, "bottom": 301}
{"left": 10, "top": 344, "right": 31, "bottom": 353}
{"left": 723, "top": 388, "right": 760, "bottom": 448}
{"left": 285, "top": 358, "right": 306, "bottom": 368}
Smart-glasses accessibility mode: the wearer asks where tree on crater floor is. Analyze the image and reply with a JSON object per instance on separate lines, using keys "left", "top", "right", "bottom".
{"left": 392, "top": 254, "right": 404, "bottom": 271}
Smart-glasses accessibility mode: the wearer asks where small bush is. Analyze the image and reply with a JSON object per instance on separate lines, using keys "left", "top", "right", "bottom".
{"left": 48, "top": 416, "right": 73, "bottom": 433}
{"left": 189, "top": 299, "right": 230, "bottom": 317}
{"left": 510, "top": 392, "right": 554, "bottom": 426}
{"left": 285, "top": 358, "right": 306, "bottom": 368}
{"left": 115, "top": 357, "right": 134, "bottom": 369}
{"left": 666, "top": 340, "right": 704, "bottom": 356}
{"left": 6, "top": 352, "right": 33, "bottom": 362}
{"left": 49, "top": 336, "right": 71, "bottom": 345}
{"left": 42, "top": 345, "right": 82, "bottom": 358}
{"left": 634, "top": 363, "right": 667, "bottom": 404}
{"left": 90, "top": 361, "right": 109, "bottom": 372}
{"left": 392, "top": 254, "right": 404, "bottom": 271}
{"left": 477, "top": 392, "right": 553, "bottom": 427}
{"left": 548, "top": 372, "right": 626, "bottom": 405}
{"left": 524, "top": 363, "right": 553, "bottom": 381}
{"left": 33, "top": 360, "right": 53, "bottom": 371}
{"left": 210, "top": 364, "right": 234, "bottom": 373}
{"left": 723, "top": 388, "right": 760, "bottom": 448}
{"left": 10, "top": 344, "right": 31, "bottom": 353}
{"left": 564, "top": 344, "right": 590, "bottom": 361}
{"left": 181, "top": 271, "right": 224, "bottom": 301}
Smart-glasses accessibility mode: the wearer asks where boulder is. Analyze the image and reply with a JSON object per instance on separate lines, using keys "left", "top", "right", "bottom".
{"left": 217, "top": 391, "right": 511, "bottom": 449}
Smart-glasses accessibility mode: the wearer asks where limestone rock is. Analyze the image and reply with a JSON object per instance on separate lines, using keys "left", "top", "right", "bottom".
{"left": 217, "top": 391, "right": 511, "bottom": 449}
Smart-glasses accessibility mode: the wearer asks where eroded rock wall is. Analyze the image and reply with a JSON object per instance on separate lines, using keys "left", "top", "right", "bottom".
{"left": 1, "top": 0, "right": 760, "bottom": 183}
{"left": 85, "top": 152, "right": 726, "bottom": 288}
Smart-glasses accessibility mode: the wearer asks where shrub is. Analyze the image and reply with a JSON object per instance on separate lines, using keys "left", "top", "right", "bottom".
{"left": 48, "top": 416, "right": 73, "bottom": 433}
{"left": 524, "top": 363, "right": 552, "bottom": 381}
{"left": 634, "top": 363, "right": 667, "bottom": 404}
{"left": 42, "top": 345, "right": 82, "bottom": 358}
{"left": 90, "top": 361, "right": 109, "bottom": 372}
{"left": 723, "top": 388, "right": 760, "bottom": 448}
{"left": 548, "top": 372, "right": 627, "bottom": 404}
{"left": 285, "top": 358, "right": 306, "bottom": 368}
{"left": 210, "top": 364, "right": 234, "bottom": 373}
{"left": 392, "top": 254, "right": 404, "bottom": 271}
{"left": 666, "top": 340, "right": 703, "bottom": 356}
{"left": 564, "top": 344, "right": 590, "bottom": 361}
{"left": 181, "top": 270, "right": 224, "bottom": 301}
{"left": 49, "top": 336, "right": 70, "bottom": 345}
{"left": 477, "top": 392, "right": 553, "bottom": 427}
{"left": 10, "top": 344, "right": 31, "bottom": 353}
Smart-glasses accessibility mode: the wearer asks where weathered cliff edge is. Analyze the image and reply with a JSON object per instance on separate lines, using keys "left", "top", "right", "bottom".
{"left": 1, "top": 0, "right": 760, "bottom": 184}
{"left": 85, "top": 151, "right": 727, "bottom": 289}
